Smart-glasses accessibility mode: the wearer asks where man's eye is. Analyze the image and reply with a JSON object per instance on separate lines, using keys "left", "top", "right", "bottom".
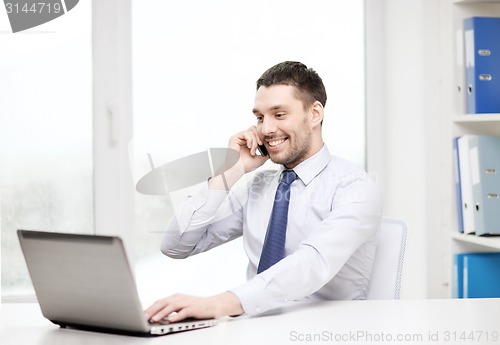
{"left": 256, "top": 116, "right": 263, "bottom": 122}
{"left": 275, "top": 113, "right": 286, "bottom": 118}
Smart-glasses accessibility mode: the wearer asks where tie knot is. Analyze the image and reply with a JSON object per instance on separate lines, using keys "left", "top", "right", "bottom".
{"left": 281, "top": 170, "right": 297, "bottom": 185}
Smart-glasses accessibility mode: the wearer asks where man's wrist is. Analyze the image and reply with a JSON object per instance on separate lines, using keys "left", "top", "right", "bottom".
{"left": 212, "top": 291, "right": 244, "bottom": 318}
{"left": 208, "top": 162, "right": 245, "bottom": 191}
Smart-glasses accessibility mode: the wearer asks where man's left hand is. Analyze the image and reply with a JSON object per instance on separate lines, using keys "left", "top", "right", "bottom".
{"left": 144, "top": 291, "right": 243, "bottom": 323}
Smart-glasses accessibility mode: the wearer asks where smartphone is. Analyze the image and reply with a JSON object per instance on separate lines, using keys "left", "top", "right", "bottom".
{"left": 257, "top": 144, "right": 268, "bottom": 156}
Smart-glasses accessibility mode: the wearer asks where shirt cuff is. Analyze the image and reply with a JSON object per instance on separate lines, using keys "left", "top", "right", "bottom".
{"left": 229, "top": 275, "right": 292, "bottom": 316}
{"left": 192, "top": 182, "right": 229, "bottom": 213}
{"left": 176, "top": 181, "right": 229, "bottom": 233}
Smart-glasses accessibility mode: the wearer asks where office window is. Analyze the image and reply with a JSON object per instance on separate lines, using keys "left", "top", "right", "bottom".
{"left": 131, "top": 0, "right": 365, "bottom": 295}
{"left": 0, "top": 0, "right": 365, "bottom": 300}
{"left": 0, "top": 2, "right": 93, "bottom": 297}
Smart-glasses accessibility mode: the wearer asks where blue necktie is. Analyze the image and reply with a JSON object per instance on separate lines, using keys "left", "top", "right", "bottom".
{"left": 257, "top": 170, "right": 298, "bottom": 274}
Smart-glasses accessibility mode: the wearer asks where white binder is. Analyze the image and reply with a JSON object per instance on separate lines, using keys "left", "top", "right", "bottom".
{"left": 458, "top": 135, "right": 475, "bottom": 234}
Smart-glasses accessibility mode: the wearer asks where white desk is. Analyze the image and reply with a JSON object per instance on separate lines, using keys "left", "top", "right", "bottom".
{"left": 1, "top": 299, "right": 500, "bottom": 345}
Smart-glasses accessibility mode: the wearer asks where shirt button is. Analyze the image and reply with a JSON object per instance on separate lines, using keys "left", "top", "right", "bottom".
{"left": 255, "top": 307, "right": 261, "bottom": 313}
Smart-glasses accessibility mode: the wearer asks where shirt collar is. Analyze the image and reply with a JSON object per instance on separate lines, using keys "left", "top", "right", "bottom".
{"left": 278, "top": 144, "right": 332, "bottom": 186}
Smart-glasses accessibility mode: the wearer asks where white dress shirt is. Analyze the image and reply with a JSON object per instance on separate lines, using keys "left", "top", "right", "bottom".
{"left": 161, "top": 145, "right": 383, "bottom": 316}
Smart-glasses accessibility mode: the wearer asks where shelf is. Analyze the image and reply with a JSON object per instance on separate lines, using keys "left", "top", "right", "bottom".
{"left": 451, "top": 232, "right": 500, "bottom": 250}
{"left": 446, "top": 0, "right": 500, "bottom": 298}
{"left": 453, "top": 0, "right": 500, "bottom": 4}
{"left": 453, "top": 114, "right": 500, "bottom": 123}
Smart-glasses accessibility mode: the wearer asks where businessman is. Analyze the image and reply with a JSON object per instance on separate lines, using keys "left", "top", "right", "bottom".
{"left": 144, "top": 61, "right": 382, "bottom": 322}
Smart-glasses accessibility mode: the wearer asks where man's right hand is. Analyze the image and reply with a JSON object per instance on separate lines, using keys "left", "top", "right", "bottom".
{"left": 208, "top": 126, "right": 268, "bottom": 191}
{"left": 229, "top": 126, "right": 269, "bottom": 174}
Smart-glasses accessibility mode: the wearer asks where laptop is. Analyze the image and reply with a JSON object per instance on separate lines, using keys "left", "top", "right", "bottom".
{"left": 17, "top": 229, "right": 216, "bottom": 336}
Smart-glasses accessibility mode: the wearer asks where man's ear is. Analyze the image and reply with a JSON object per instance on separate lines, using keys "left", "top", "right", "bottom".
{"left": 310, "top": 101, "right": 324, "bottom": 127}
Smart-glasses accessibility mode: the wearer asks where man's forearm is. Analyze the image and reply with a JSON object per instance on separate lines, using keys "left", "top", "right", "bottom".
{"left": 208, "top": 162, "right": 246, "bottom": 192}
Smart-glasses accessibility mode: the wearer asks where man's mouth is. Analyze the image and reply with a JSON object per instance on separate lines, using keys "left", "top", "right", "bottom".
{"left": 266, "top": 138, "right": 288, "bottom": 150}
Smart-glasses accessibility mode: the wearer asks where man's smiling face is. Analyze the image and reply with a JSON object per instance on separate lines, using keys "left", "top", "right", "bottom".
{"left": 253, "top": 84, "right": 318, "bottom": 169}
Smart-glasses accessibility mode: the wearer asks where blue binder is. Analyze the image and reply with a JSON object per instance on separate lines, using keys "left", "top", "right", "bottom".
{"left": 453, "top": 137, "right": 464, "bottom": 233}
{"left": 453, "top": 253, "right": 464, "bottom": 298}
{"left": 464, "top": 17, "right": 500, "bottom": 114}
{"left": 468, "top": 135, "right": 500, "bottom": 236}
{"left": 454, "top": 253, "right": 500, "bottom": 298}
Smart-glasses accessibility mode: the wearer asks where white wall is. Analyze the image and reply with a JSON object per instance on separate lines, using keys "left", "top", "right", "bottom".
{"left": 366, "top": 0, "right": 448, "bottom": 299}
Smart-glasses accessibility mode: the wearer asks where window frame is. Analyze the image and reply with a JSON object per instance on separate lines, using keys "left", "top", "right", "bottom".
{"left": 92, "top": 0, "right": 135, "bottom": 260}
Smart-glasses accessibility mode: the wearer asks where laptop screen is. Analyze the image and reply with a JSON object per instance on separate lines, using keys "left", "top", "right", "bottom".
{"left": 17, "top": 230, "right": 151, "bottom": 333}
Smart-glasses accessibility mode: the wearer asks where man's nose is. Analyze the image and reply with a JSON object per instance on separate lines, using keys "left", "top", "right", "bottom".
{"left": 261, "top": 117, "right": 277, "bottom": 136}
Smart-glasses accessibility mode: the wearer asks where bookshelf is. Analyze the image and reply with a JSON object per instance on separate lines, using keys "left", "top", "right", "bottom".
{"left": 451, "top": 232, "right": 500, "bottom": 250}
{"left": 447, "top": 0, "right": 500, "bottom": 296}
{"left": 454, "top": 114, "right": 500, "bottom": 123}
